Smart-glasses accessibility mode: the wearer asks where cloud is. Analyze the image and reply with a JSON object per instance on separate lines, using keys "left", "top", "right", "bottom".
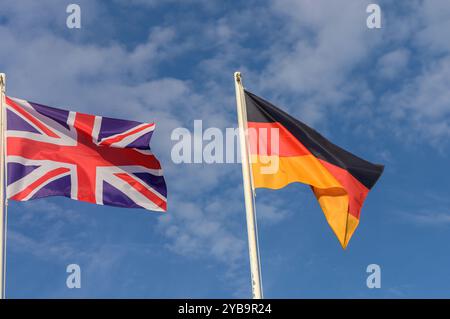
{"left": 376, "top": 1, "right": 450, "bottom": 148}
{"left": 256, "top": 197, "right": 291, "bottom": 225}
{"left": 397, "top": 191, "right": 450, "bottom": 227}
{"left": 256, "top": 0, "right": 378, "bottom": 123}
{"left": 113, "top": 0, "right": 212, "bottom": 9}
{"left": 416, "top": 0, "right": 450, "bottom": 55}
{"left": 377, "top": 49, "right": 410, "bottom": 79}
{"left": 157, "top": 188, "right": 247, "bottom": 266}
{"left": 382, "top": 56, "right": 450, "bottom": 147}
{"left": 8, "top": 199, "right": 93, "bottom": 261}
{"left": 402, "top": 211, "right": 450, "bottom": 226}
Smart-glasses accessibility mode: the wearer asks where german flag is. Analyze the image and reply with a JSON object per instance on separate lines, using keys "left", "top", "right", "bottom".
{"left": 245, "top": 90, "right": 384, "bottom": 248}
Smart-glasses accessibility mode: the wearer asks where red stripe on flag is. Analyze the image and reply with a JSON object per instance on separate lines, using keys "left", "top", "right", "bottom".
{"left": 73, "top": 113, "right": 97, "bottom": 203}
{"left": 318, "top": 159, "right": 369, "bottom": 219}
{"left": 6, "top": 97, "right": 60, "bottom": 138}
{"left": 247, "top": 121, "right": 311, "bottom": 157}
{"left": 99, "top": 123, "right": 154, "bottom": 146}
{"left": 114, "top": 173, "right": 167, "bottom": 211}
{"left": 11, "top": 167, "right": 71, "bottom": 201}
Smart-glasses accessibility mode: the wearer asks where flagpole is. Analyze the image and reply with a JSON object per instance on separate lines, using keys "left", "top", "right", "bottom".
{"left": 234, "top": 72, "right": 263, "bottom": 299}
{"left": 0, "top": 73, "right": 6, "bottom": 299}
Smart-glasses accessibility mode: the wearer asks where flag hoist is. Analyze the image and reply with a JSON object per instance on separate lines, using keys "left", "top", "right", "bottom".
{"left": 234, "top": 72, "right": 264, "bottom": 299}
{"left": 0, "top": 73, "right": 7, "bottom": 300}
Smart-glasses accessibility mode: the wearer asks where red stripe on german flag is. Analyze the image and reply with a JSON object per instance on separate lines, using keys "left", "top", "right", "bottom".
{"left": 245, "top": 91, "right": 384, "bottom": 248}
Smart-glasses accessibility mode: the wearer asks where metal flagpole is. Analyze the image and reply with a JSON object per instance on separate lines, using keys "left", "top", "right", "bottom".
{"left": 234, "top": 72, "right": 263, "bottom": 299}
{"left": 0, "top": 73, "right": 6, "bottom": 299}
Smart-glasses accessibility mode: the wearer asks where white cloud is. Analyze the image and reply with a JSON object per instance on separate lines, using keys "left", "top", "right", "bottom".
{"left": 157, "top": 185, "right": 247, "bottom": 267}
{"left": 377, "top": 49, "right": 410, "bottom": 79}
{"left": 416, "top": 0, "right": 450, "bottom": 55}
{"left": 402, "top": 211, "right": 450, "bottom": 226}
{"left": 377, "top": 1, "right": 450, "bottom": 147}
{"left": 256, "top": 197, "right": 291, "bottom": 225}
{"left": 382, "top": 56, "right": 450, "bottom": 146}
{"left": 261, "top": 0, "right": 378, "bottom": 107}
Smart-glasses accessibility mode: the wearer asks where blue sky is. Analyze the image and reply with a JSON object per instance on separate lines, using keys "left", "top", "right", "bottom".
{"left": 1, "top": 0, "right": 450, "bottom": 298}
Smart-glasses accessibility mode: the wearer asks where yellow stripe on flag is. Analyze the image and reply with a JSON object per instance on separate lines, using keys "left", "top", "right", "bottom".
{"left": 251, "top": 154, "right": 357, "bottom": 248}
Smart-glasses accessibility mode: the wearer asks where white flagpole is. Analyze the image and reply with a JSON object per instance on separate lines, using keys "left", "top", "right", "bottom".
{"left": 0, "top": 73, "right": 6, "bottom": 299}
{"left": 234, "top": 72, "right": 263, "bottom": 299}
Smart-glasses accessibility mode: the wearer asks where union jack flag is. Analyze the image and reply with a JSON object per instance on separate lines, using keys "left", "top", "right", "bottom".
{"left": 5, "top": 97, "right": 167, "bottom": 212}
